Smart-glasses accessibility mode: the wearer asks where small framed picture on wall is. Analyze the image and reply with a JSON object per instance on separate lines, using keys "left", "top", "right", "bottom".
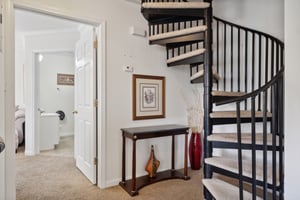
{"left": 57, "top": 73, "right": 74, "bottom": 86}
{"left": 132, "top": 74, "right": 165, "bottom": 120}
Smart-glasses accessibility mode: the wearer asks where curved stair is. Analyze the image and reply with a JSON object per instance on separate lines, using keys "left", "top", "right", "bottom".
{"left": 140, "top": 1, "right": 284, "bottom": 199}
{"left": 203, "top": 178, "right": 263, "bottom": 200}
{"left": 149, "top": 25, "right": 206, "bottom": 45}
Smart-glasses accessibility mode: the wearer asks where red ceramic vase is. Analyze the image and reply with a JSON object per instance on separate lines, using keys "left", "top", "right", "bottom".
{"left": 189, "top": 132, "right": 202, "bottom": 170}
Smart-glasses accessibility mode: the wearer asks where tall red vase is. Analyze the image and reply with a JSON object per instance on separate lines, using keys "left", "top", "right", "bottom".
{"left": 189, "top": 132, "right": 202, "bottom": 170}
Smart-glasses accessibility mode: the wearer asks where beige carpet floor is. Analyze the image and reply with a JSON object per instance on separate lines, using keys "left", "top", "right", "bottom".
{"left": 16, "top": 137, "right": 204, "bottom": 200}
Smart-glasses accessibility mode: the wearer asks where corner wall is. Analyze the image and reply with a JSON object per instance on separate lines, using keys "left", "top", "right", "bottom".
{"left": 213, "top": 0, "right": 284, "bottom": 40}
{"left": 285, "top": 0, "right": 300, "bottom": 199}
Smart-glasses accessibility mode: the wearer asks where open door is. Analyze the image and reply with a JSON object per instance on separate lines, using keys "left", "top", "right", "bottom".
{"left": 0, "top": 0, "right": 5, "bottom": 196}
{"left": 74, "top": 25, "right": 97, "bottom": 184}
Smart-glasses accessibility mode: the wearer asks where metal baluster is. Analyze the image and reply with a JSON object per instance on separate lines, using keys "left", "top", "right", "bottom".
{"left": 271, "top": 82, "right": 278, "bottom": 200}
{"left": 238, "top": 28, "right": 241, "bottom": 92}
{"left": 236, "top": 102, "right": 244, "bottom": 200}
{"left": 244, "top": 31, "right": 248, "bottom": 110}
{"left": 224, "top": 23, "right": 227, "bottom": 91}
{"left": 252, "top": 33, "right": 255, "bottom": 92}
{"left": 231, "top": 25, "right": 233, "bottom": 92}
{"left": 217, "top": 20, "right": 220, "bottom": 90}
{"left": 251, "top": 97, "right": 257, "bottom": 200}
{"left": 262, "top": 90, "right": 268, "bottom": 200}
{"left": 258, "top": 35, "right": 262, "bottom": 111}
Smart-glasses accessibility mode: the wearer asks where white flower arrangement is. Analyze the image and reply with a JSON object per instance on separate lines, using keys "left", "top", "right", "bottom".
{"left": 185, "top": 88, "right": 204, "bottom": 133}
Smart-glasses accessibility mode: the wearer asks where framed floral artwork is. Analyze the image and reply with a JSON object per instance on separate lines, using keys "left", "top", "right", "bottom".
{"left": 132, "top": 74, "right": 165, "bottom": 120}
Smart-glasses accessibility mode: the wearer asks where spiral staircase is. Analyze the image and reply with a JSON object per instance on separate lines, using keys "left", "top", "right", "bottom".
{"left": 140, "top": 0, "right": 284, "bottom": 199}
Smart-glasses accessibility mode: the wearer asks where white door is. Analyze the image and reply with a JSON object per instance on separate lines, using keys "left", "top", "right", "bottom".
{"left": 0, "top": 0, "right": 5, "bottom": 197}
{"left": 74, "top": 25, "right": 97, "bottom": 184}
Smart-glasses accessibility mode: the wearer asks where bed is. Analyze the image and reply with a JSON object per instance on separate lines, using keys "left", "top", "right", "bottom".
{"left": 15, "top": 106, "right": 25, "bottom": 150}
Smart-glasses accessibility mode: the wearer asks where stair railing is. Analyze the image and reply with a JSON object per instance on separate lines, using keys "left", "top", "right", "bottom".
{"left": 213, "top": 16, "right": 284, "bottom": 111}
{"left": 216, "top": 69, "right": 284, "bottom": 199}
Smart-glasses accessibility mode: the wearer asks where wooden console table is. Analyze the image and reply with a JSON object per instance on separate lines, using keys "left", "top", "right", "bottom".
{"left": 119, "top": 124, "right": 190, "bottom": 196}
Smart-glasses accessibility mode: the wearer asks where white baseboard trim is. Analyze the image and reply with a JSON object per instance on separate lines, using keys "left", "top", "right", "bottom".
{"left": 59, "top": 132, "right": 74, "bottom": 137}
{"left": 24, "top": 150, "right": 35, "bottom": 156}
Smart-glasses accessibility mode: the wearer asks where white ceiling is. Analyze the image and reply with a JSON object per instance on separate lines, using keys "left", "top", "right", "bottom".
{"left": 15, "top": 9, "right": 82, "bottom": 33}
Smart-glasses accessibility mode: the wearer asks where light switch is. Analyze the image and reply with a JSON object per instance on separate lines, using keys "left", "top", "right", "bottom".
{"left": 123, "top": 65, "right": 134, "bottom": 72}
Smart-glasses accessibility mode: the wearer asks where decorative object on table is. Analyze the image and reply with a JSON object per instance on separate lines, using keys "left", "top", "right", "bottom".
{"left": 145, "top": 145, "right": 160, "bottom": 178}
{"left": 186, "top": 89, "right": 203, "bottom": 170}
{"left": 132, "top": 74, "right": 165, "bottom": 120}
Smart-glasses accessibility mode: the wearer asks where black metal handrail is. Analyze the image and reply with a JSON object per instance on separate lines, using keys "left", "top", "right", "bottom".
{"left": 215, "top": 70, "right": 284, "bottom": 199}
{"left": 208, "top": 16, "right": 284, "bottom": 200}
{"left": 216, "top": 69, "right": 284, "bottom": 106}
{"left": 213, "top": 16, "right": 284, "bottom": 111}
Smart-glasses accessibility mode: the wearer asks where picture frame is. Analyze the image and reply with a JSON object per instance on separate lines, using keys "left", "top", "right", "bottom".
{"left": 57, "top": 73, "right": 75, "bottom": 86}
{"left": 132, "top": 74, "right": 165, "bottom": 120}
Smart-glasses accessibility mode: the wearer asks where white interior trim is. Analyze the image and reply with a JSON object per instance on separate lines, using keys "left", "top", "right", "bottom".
{"left": 3, "top": 0, "right": 16, "bottom": 199}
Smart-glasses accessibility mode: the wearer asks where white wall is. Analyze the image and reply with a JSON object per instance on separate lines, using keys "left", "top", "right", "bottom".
{"left": 20, "top": 30, "right": 79, "bottom": 155}
{"left": 213, "top": 0, "right": 284, "bottom": 40}
{"left": 38, "top": 52, "right": 75, "bottom": 137}
{"left": 13, "top": 0, "right": 197, "bottom": 188}
{"left": 15, "top": 33, "right": 25, "bottom": 107}
{"left": 285, "top": 0, "right": 300, "bottom": 199}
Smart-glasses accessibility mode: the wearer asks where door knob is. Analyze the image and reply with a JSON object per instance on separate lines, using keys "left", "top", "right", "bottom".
{"left": 0, "top": 137, "right": 5, "bottom": 154}
{"left": 73, "top": 110, "right": 78, "bottom": 114}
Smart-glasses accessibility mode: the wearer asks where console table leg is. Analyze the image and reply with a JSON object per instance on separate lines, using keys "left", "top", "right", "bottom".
{"left": 171, "top": 135, "right": 175, "bottom": 170}
{"left": 131, "top": 139, "right": 136, "bottom": 193}
{"left": 122, "top": 132, "right": 126, "bottom": 183}
{"left": 184, "top": 132, "right": 188, "bottom": 177}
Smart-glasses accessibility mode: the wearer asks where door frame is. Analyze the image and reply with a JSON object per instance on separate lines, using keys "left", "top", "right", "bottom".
{"left": 3, "top": 1, "right": 107, "bottom": 199}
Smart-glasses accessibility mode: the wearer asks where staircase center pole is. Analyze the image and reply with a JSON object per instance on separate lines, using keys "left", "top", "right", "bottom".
{"left": 203, "top": 2, "right": 213, "bottom": 199}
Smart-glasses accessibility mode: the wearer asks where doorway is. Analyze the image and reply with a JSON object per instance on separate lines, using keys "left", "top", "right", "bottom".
{"left": 14, "top": 8, "right": 101, "bottom": 197}
{"left": 36, "top": 51, "right": 75, "bottom": 157}
{"left": 1, "top": 1, "right": 106, "bottom": 198}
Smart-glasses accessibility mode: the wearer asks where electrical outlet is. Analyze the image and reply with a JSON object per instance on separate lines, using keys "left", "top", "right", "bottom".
{"left": 123, "top": 65, "right": 134, "bottom": 72}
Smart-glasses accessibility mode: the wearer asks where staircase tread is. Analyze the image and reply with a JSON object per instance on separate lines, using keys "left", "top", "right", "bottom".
{"left": 205, "top": 157, "right": 279, "bottom": 185}
{"left": 149, "top": 25, "right": 207, "bottom": 41}
{"left": 210, "top": 111, "right": 272, "bottom": 118}
{"left": 208, "top": 133, "right": 279, "bottom": 146}
{"left": 203, "top": 178, "right": 263, "bottom": 200}
{"left": 211, "top": 90, "right": 246, "bottom": 97}
{"left": 142, "top": 2, "right": 210, "bottom": 9}
{"left": 167, "top": 48, "right": 205, "bottom": 64}
{"left": 190, "top": 68, "right": 220, "bottom": 81}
